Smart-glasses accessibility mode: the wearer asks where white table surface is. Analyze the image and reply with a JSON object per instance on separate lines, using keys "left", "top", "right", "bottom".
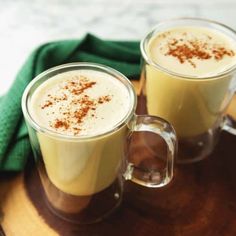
{"left": 1, "top": 0, "right": 236, "bottom": 95}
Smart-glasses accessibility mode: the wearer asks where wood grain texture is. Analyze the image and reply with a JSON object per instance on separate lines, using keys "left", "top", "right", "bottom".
{"left": 0, "top": 81, "right": 236, "bottom": 236}
{"left": 2, "top": 130, "right": 236, "bottom": 236}
{"left": 1, "top": 174, "right": 57, "bottom": 236}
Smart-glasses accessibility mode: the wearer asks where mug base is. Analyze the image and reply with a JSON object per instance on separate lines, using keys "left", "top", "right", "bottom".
{"left": 38, "top": 162, "right": 123, "bottom": 224}
{"left": 177, "top": 129, "right": 218, "bottom": 164}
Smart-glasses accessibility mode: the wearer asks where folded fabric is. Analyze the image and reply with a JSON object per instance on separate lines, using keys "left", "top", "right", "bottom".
{"left": 0, "top": 34, "right": 140, "bottom": 171}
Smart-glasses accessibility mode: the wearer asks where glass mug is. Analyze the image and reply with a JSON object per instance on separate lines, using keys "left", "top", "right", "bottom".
{"left": 140, "top": 18, "right": 236, "bottom": 163}
{"left": 21, "top": 63, "right": 177, "bottom": 224}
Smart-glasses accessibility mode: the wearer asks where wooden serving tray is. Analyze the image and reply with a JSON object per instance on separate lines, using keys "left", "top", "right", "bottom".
{"left": 0, "top": 82, "right": 236, "bottom": 236}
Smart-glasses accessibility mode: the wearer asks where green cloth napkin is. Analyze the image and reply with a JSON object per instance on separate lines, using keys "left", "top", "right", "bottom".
{"left": 0, "top": 34, "right": 140, "bottom": 171}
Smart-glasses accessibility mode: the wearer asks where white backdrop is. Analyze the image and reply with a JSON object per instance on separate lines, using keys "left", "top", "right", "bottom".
{"left": 1, "top": 0, "right": 236, "bottom": 95}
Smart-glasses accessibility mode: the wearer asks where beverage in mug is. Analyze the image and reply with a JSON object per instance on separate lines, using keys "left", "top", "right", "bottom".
{"left": 29, "top": 70, "right": 130, "bottom": 196}
{"left": 22, "top": 63, "right": 177, "bottom": 223}
{"left": 141, "top": 18, "right": 236, "bottom": 163}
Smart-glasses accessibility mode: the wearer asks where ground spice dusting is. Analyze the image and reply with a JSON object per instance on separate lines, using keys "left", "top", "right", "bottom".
{"left": 41, "top": 100, "right": 53, "bottom": 109}
{"left": 40, "top": 75, "right": 112, "bottom": 135}
{"left": 73, "top": 96, "right": 96, "bottom": 124}
{"left": 162, "top": 32, "right": 235, "bottom": 67}
{"left": 64, "top": 76, "right": 97, "bottom": 95}
{"left": 98, "top": 95, "right": 111, "bottom": 104}
{"left": 54, "top": 119, "right": 69, "bottom": 129}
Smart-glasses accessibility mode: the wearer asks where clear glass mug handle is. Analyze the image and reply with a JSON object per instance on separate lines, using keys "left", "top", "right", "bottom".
{"left": 222, "top": 115, "right": 236, "bottom": 135}
{"left": 222, "top": 89, "right": 236, "bottom": 135}
{"left": 124, "top": 115, "right": 177, "bottom": 187}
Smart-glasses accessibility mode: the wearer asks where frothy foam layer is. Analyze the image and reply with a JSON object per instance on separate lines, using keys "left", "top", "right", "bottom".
{"left": 29, "top": 70, "right": 130, "bottom": 136}
{"left": 148, "top": 26, "right": 236, "bottom": 77}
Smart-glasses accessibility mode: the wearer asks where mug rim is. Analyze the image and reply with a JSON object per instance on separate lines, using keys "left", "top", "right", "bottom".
{"left": 21, "top": 62, "right": 137, "bottom": 140}
{"left": 140, "top": 17, "right": 236, "bottom": 80}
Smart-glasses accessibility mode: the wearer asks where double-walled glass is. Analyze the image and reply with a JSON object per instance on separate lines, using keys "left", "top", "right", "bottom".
{"left": 140, "top": 18, "right": 236, "bottom": 163}
{"left": 22, "top": 63, "right": 177, "bottom": 224}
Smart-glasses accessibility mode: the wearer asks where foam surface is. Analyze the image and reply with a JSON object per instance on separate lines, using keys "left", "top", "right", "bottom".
{"left": 148, "top": 26, "right": 236, "bottom": 77}
{"left": 29, "top": 70, "right": 130, "bottom": 136}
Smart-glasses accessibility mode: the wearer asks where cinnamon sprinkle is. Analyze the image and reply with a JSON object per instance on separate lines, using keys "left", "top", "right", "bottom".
{"left": 162, "top": 32, "right": 235, "bottom": 67}
{"left": 98, "top": 95, "right": 111, "bottom": 104}
{"left": 54, "top": 119, "right": 69, "bottom": 129}
{"left": 73, "top": 95, "right": 96, "bottom": 124}
{"left": 41, "top": 100, "right": 53, "bottom": 109}
{"left": 64, "top": 77, "right": 96, "bottom": 95}
{"left": 212, "top": 48, "right": 235, "bottom": 61}
{"left": 41, "top": 75, "right": 112, "bottom": 135}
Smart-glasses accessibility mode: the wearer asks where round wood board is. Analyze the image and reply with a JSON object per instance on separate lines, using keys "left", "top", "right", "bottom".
{"left": 0, "top": 83, "right": 236, "bottom": 236}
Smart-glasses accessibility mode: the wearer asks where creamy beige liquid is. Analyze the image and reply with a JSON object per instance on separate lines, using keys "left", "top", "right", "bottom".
{"left": 29, "top": 70, "right": 130, "bottom": 196}
{"left": 145, "top": 26, "right": 236, "bottom": 138}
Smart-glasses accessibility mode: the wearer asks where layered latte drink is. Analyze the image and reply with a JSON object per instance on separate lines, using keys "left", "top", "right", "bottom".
{"left": 141, "top": 19, "right": 236, "bottom": 162}
{"left": 23, "top": 64, "right": 134, "bottom": 222}
{"left": 29, "top": 70, "right": 130, "bottom": 196}
{"left": 22, "top": 63, "right": 177, "bottom": 223}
